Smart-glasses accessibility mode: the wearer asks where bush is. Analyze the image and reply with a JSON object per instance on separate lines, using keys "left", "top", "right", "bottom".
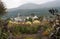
{"left": 0, "top": 27, "right": 9, "bottom": 39}
{"left": 9, "top": 25, "right": 40, "bottom": 34}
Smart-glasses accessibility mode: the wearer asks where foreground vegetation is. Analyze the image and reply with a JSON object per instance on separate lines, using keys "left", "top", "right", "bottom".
{"left": 0, "top": 0, "right": 60, "bottom": 39}
{"left": 0, "top": 19, "right": 54, "bottom": 39}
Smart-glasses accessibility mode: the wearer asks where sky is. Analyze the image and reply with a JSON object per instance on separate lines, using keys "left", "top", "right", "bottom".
{"left": 2, "top": 0, "right": 55, "bottom": 9}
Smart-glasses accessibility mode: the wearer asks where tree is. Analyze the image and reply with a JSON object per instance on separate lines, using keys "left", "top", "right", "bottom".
{"left": 0, "top": 0, "right": 7, "bottom": 27}
{"left": 31, "top": 13, "right": 35, "bottom": 17}
{"left": 0, "top": 0, "right": 6, "bottom": 16}
{"left": 25, "top": 17, "right": 32, "bottom": 22}
{"left": 49, "top": 8, "right": 58, "bottom": 15}
{"left": 49, "top": 8, "right": 60, "bottom": 39}
{"left": 0, "top": 1, "right": 8, "bottom": 39}
{"left": 49, "top": 8, "right": 60, "bottom": 20}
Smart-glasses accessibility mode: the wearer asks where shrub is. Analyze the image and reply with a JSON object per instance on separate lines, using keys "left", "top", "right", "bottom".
{"left": 9, "top": 25, "right": 40, "bottom": 34}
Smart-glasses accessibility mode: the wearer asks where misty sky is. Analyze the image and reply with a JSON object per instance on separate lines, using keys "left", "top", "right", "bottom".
{"left": 2, "top": 0, "right": 56, "bottom": 9}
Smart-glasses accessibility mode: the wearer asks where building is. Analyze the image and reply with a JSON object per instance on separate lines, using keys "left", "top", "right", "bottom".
{"left": 10, "top": 13, "right": 25, "bottom": 22}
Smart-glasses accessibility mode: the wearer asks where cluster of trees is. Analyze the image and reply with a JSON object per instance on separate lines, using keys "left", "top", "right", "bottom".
{"left": 49, "top": 8, "right": 60, "bottom": 39}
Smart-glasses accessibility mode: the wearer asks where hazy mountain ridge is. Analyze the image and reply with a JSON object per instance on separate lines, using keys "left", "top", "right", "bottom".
{"left": 8, "top": 0, "right": 60, "bottom": 11}
{"left": 18, "top": 3, "right": 40, "bottom": 9}
{"left": 6, "top": 0, "right": 60, "bottom": 18}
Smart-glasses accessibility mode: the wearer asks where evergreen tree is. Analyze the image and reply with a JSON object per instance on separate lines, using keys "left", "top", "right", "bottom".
{"left": 0, "top": 0, "right": 6, "bottom": 16}
{"left": 0, "top": 0, "right": 8, "bottom": 39}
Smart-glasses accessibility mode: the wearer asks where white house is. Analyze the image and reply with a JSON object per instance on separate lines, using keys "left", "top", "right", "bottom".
{"left": 32, "top": 15, "right": 38, "bottom": 20}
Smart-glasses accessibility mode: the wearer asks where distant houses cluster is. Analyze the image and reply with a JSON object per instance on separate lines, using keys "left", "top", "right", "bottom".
{"left": 8, "top": 13, "right": 60, "bottom": 27}
{"left": 10, "top": 13, "right": 39, "bottom": 22}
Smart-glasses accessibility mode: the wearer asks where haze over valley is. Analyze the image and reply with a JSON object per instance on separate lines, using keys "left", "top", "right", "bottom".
{"left": 3, "top": 0, "right": 60, "bottom": 18}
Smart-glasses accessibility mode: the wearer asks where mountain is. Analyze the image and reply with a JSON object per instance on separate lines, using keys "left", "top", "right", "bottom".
{"left": 18, "top": 3, "right": 40, "bottom": 9}
{"left": 8, "top": 0, "right": 60, "bottom": 11}
{"left": 39, "top": 0, "right": 60, "bottom": 8}
{"left": 8, "top": 3, "right": 40, "bottom": 11}
{"left": 17, "top": 0, "right": 60, "bottom": 9}
{"left": 5, "top": 0, "right": 60, "bottom": 18}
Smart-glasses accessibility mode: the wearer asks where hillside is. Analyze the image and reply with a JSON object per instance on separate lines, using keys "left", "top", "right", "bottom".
{"left": 5, "top": 0, "right": 60, "bottom": 18}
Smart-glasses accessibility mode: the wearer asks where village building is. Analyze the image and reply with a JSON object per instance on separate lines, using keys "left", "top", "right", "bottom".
{"left": 32, "top": 15, "right": 38, "bottom": 20}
